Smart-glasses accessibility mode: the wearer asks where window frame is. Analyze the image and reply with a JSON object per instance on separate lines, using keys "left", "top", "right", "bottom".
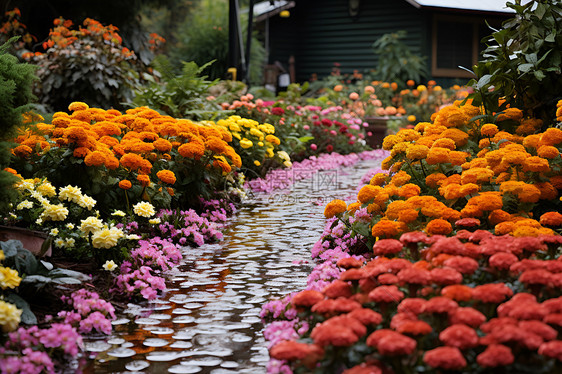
{"left": 431, "top": 14, "right": 480, "bottom": 78}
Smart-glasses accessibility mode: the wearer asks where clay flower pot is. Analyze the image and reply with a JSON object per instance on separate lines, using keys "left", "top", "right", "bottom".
{"left": 0, "top": 225, "right": 52, "bottom": 257}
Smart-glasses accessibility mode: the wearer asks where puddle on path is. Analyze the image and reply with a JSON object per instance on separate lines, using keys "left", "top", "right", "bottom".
{"left": 84, "top": 158, "right": 382, "bottom": 373}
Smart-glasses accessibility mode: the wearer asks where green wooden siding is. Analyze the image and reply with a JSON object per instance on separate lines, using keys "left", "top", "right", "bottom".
{"left": 268, "top": 0, "right": 429, "bottom": 81}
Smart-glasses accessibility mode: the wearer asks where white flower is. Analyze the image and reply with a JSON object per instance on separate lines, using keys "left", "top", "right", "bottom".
{"left": 49, "top": 228, "right": 59, "bottom": 236}
{"left": 80, "top": 216, "right": 104, "bottom": 235}
{"left": 35, "top": 218, "right": 43, "bottom": 225}
{"left": 126, "top": 234, "right": 141, "bottom": 240}
{"left": 133, "top": 202, "right": 155, "bottom": 218}
{"left": 41, "top": 203, "right": 69, "bottom": 221}
{"left": 102, "top": 260, "right": 117, "bottom": 271}
{"left": 111, "top": 210, "right": 126, "bottom": 217}
{"left": 54, "top": 238, "right": 65, "bottom": 248}
{"left": 66, "top": 223, "right": 75, "bottom": 230}
{"left": 16, "top": 200, "right": 33, "bottom": 210}
{"left": 65, "top": 238, "right": 76, "bottom": 248}
{"left": 16, "top": 180, "right": 34, "bottom": 191}
{"left": 148, "top": 218, "right": 161, "bottom": 225}
{"left": 77, "top": 195, "right": 96, "bottom": 210}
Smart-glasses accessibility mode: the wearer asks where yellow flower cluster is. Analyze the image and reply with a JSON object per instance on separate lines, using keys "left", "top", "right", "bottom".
{"left": 0, "top": 299, "right": 22, "bottom": 333}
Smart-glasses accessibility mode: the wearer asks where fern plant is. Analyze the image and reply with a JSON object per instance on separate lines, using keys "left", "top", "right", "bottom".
{"left": 132, "top": 56, "right": 223, "bottom": 120}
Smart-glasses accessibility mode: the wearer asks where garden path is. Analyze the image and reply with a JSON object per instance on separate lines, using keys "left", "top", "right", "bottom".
{"left": 83, "top": 157, "right": 382, "bottom": 374}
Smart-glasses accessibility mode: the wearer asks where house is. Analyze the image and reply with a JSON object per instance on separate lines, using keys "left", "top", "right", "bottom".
{"left": 253, "top": 0, "right": 513, "bottom": 86}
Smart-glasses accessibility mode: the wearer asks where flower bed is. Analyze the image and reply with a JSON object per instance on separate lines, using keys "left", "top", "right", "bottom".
{"left": 263, "top": 100, "right": 562, "bottom": 373}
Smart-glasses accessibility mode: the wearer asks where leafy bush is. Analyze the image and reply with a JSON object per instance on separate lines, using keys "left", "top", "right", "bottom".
{"left": 132, "top": 57, "right": 224, "bottom": 120}
{"left": 0, "top": 37, "right": 36, "bottom": 212}
{"left": 372, "top": 30, "right": 428, "bottom": 87}
{"left": 468, "top": 0, "right": 562, "bottom": 127}
{"left": 23, "top": 17, "right": 144, "bottom": 111}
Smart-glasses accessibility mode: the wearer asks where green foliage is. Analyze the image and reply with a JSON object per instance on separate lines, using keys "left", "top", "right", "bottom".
{"left": 468, "top": 0, "right": 562, "bottom": 126}
{"left": 132, "top": 57, "right": 224, "bottom": 120}
{"left": 372, "top": 30, "right": 428, "bottom": 86}
{"left": 0, "top": 37, "right": 37, "bottom": 212}
{"left": 168, "top": 0, "right": 266, "bottom": 84}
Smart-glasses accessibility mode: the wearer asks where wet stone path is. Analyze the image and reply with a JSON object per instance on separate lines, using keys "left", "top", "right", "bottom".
{"left": 85, "top": 157, "right": 382, "bottom": 374}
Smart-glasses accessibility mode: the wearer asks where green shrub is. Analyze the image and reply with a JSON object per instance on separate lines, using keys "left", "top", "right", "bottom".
{"left": 0, "top": 37, "right": 37, "bottom": 212}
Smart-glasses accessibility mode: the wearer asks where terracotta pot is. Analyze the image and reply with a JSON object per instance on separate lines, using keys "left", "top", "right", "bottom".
{"left": 0, "top": 225, "right": 52, "bottom": 257}
{"left": 364, "top": 116, "right": 389, "bottom": 149}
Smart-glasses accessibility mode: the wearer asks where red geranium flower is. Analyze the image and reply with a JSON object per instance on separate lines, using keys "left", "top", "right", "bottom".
{"left": 472, "top": 283, "right": 513, "bottom": 303}
{"left": 441, "top": 285, "right": 473, "bottom": 302}
{"left": 489, "top": 252, "right": 519, "bottom": 270}
{"left": 455, "top": 218, "right": 480, "bottom": 228}
{"left": 270, "top": 340, "right": 317, "bottom": 361}
{"left": 397, "top": 298, "right": 426, "bottom": 315}
{"left": 340, "top": 268, "right": 369, "bottom": 281}
{"left": 377, "top": 332, "right": 417, "bottom": 356}
{"left": 480, "top": 317, "right": 518, "bottom": 333}
{"left": 542, "top": 297, "right": 562, "bottom": 314}
{"left": 385, "top": 258, "right": 413, "bottom": 273}
{"left": 430, "top": 267, "right": 463, "bottom": 285}
{"left": 366, "top": 329, "right": 397, "bottom": 347}
{"left": 430, "top": 237, "right": 465, "bottom": 256}
{"left": 422, "top": 296, "right": 458, "bottom": 314}
{"left": 377, "top": 273, "right": 399, "bottom": 285}
{"left": 538, "top": 340, "right": 562, "bottom": 361}
{"left": 443, "top": 256, "right": 479, "bottom": 274}
{"left": 399, "top": 231, "right": 428, "bottom": 245}
{"left": 323, "top": 280, "right": 353, "bottom": 299}
{"left": 292, "top": 290, "right": 324, "bottom": 307}
{"left": 519, "top": 269, "right": 552, "bottom": 286}
{"left": 368, "top": 285, "right": 405, "bottom": 303}
{"left": 519, "top": 320, "right": 557, "bottom": 341}
{"left": 397, "top": 267, "right": 431, "bottom": 285}
{"left": 342, "top": 363, "right": 382, "bottom": 374}
{"left": 311, "top": 322, "right": 360, "bottom": 347}
{"left": 449, "top": 307, "right": 486, "bottom": 328}
{"left": 348, "top": 308, "right": 383, "bottom": 326}
{"left": 373, "top": 239, "right": 403, "bottom": 256}
{"left": 544, "top": 313, "right": 562, "bottom": 327}
{"left": 423, "top": 346, "right": 467, "bottom": 370}
{"left": 395, "top": 319, "right": 432, "bottom": 336}
{"left": 468, "top": 230, "right": 495, "bottom": 243}
{"left": 439, "top": 324, "right": 479, "bottom": 349}
{"left": 337, "top": 257, "right": 364, "bottom": 269}
{"left": 476, "top": 344, "right": 514, "bottom": 367}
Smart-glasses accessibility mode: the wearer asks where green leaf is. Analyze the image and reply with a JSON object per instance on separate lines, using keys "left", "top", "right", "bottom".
{"left": 48, "top": 268, "right": 91, "bottom": 281}
{"left": 0, "top": 240, "right": 23, "bottom": 258}
{"left": 475, "top": 74, "right": 492, "bottom": 90}
{"left": 518, "top": 63, "right": 534, "bottom": 73}
{"left": 533, "top": 70, "right": 546, "bottom": 80}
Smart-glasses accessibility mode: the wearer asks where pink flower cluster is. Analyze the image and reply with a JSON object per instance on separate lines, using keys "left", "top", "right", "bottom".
{"left": 1, "top": 324, "right": 83, "bottom": 373}
{"left": 112, "top": 264, "right": 166, "bottom": 300}
{"left": 155, "top": 209, "right": 223, "bottom": 246}
{"left": 129, "top": 237, "right": 182, "bottom": 272}
{"left": 59, "top": 288, "right": 115, "bottom": 335}
{"left": 246, "top": 150, "right": 388, "bottom": 193}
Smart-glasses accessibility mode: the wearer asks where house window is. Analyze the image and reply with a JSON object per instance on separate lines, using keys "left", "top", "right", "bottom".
{"left": 431, "top": 15, "right": 492, "bottom": 78}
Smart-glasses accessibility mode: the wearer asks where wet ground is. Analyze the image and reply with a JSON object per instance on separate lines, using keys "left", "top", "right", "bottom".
{"left": 84, "top": 158, "right": 382, "bottom": 373}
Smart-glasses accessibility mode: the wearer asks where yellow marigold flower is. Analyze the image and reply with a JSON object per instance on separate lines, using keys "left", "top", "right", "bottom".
{"left": 324, "top": 199, "right": 347, "bottom": 218}
{"left": 496, "top": 108, "right": 523, "bottom": 122}
{"left": 382, "top": 135, "right": 401, "bottom": 150}
{"left": 36, "top": 181, "right": 56, "bottom": 197}
{"left": 480, "top": 124, "right": 499, "bottom": 137}
{"left": 512, "top": 226, "right": 539, "bottom": 237}
{"left": 390, "top": 142, "right": 409, "bottom": 157}
{"left": 240, "top": 138, "right": 253, "bottom": 149}
{"left": 156, "top": 170, "right": 176, "bottom": 184}
{"left": 522, "top": 156, "right": 550, "bottom": 173}
{"left": 265, "top": 134, "right": 281, "bottom": 146}
{"left": 516, "top": 118, "right": 542, "bottom": 135}
{"left": 435, "top": 105, "right": 469, "bottom": 128}
{"left": 460, "top": 104, "right": 481, "bottom": 118}
{"left": 0, "top": 300, "right": 22, "bottom": 333}
{"left": 84, "top": 151, "right": 106, "bottom": 167}
{"left": 68, "top": 102, "right": 89, "bottom": 112}
{"left": 397, "top": 129, "right": 421, "bottom": 142}
{"left": 414, "top": 122, "right": 428, "bottom": 133}
{"left": 153, "top": 138, "right": 173, "bottom": 152}
{"left": 80, "top": 216, "right": 104, "bottom": 235}
{"left": 358, "top": 185, "right": 382, "bottom": 203}
{"left": 118, "top": 180, "right": 132, "bottom": 190}
{"left": 92, "top": 227, "right": 124, "bottom": 249}
{"left": 406, "top": 144, "right": 429, "bottom": 160}
{"left": 133, "top": 201, "right": 155, "bottom": 218}
{"left": 374, "top": 192, "right": 390, "bottom": 206}
{"left": 426, "top": 147, "right": 450, "bottom": 165}
{"left": 0, "top": 267, "right": 21, "bottom": 289}
{"left": 381, "top": 155, "right": 393, "bottom": 170}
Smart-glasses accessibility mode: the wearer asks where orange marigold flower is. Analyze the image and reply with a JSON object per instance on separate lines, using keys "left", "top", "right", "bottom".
{"left": 118, "top": 180, "right": 132, "bottom": 190}
{"left": 119, "top": 153, "right": 145, "bottom": 171}
{"left": 488, "top": 209, "right": 511, "bottom": 226}
{"left": 535, "top": 182, "right": 557, "bottom": 200}
{"left": 539, "top": 128, "right": 562, "bottom": 146}
{"left": 432, "top": 138, "right": 456, "bottom": 150}
{"left": 324, "top": 199, "right": 347, "bottom": 218}
{"left": 406, "top": 144, "right": 429, "bottom": 160}
{"left": 372, "top": 220, "right": 401, "bottom": 239}
{"left": 166, "top": 187, "right": 174, "bottom": 196}
{"left": 425, "top": 173, "right": 446, "bottom": 188}
{"left": 205, "top": 136, "right": 229, "bottom": 154}
{"left": 449, "top": 151, "right": 469, "bottom": 166}
{"left": 522, "top": 156, "right": 550, "bottom": 173}
{"left": 480, "top": 123, "right": 499, "bottom": 137}
{"left": 426, "top": 147, "right": 450, "bottom": 165}
{"left": 426, "top": 219, "right": 452, "bottom": 236}
{"left": 370, "top": 172, "right": 388, "bottom": 186}
{"left": 390, "top": 171, "right": 411, "bottom": 187}
{"left": 104, "top": 156, "right": 119, "bottom": 170}
{"left": 512, "top": 225, "right": 540, "bottom": 237}
{"left": 496, "top": 108, "right": 523, "bottom": 122}
{"left": 398, "top": 208, "right": 419, "bottom": 223}
{"left": 358, "top": 185, "right": 382, "bottom": 203}
{"left": 495, "top": 221, "right": 515, "bottom": 235}
{"left": 540, "top": 212, "right": 562, "bottom": 226}
{"left": 156, "top": 170, "right": 176, "bottom": 184}
{"left": 441, "top": 128, "right": 469, "bottom": 147}
{"left": 68, "top": 102, "right": 89, "bottom": 111}
{"left": 12, "top": 144, "right": 33, "bottom": 158}
{"left": 72, "top": 147, "right": 90, "bottom": 158}
{"left": 398, "top": 183, "right": 421, "bottom": 198}
{"left": 178, "top": 142, "right": 205, "bottom": 160}
{"left": 523, "top": 134, "right": 541, "bottom": 149}
{"left": 441, "top": 285, "right": 473, "bottom": 302}
{"left": 537, "top": 145, "right": 559, "bottom": 159}
{"left": 137, "top": 174, "right": 150, "bottom": 187}
{"left": 84, "top": 150, "right": 106, "bottom": 167}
